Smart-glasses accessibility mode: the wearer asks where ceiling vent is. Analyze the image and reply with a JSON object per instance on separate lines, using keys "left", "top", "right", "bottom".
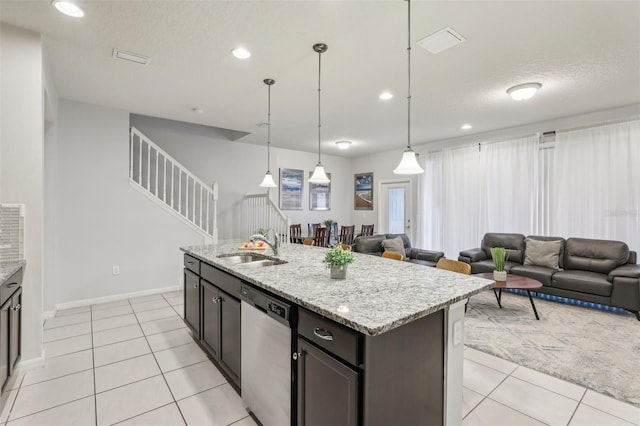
{"left": 112, "top": 48, "right": 149, "bottom": 65}
{"left": 417, "top": 27, "right": 465, "bottom": 54}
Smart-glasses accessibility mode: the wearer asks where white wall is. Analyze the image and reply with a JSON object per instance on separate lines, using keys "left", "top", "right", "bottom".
{"left": 0, "top": 24, "right": 45, "bottom": 362}
{"left": 45, "top": 100, "right": 204, "bottom": 310}
{"left": 130, "top": 115, "right": 353, "bottom": 239}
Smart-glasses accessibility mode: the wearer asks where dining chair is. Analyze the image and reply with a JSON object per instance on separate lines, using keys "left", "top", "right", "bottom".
{"left": 290, "top": 224, "right": 302, "bottom": 244}
{"left": 339, "top": 225, "right": 355, "bottom": 245}
{"left": 381, "top": 251, "right": 404, "bottom": 261}
{"left": 303, "top": 238, "right": 314, "bottom": 246}
{"left": 360, "top": 224, "right": 374, "bottom": 237}
{"left": 308, "top": 223, "right": 321, "bottom": 238}
{"left": 436, "top": 258, "right": 472, "bottom": 311}
{"left": 313, "top": 227, "right": 327, "bottom": 247}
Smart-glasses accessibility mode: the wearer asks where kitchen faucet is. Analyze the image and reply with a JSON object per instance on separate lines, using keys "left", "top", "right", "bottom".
{"left": 250, "top": 229, "right": 279, "bottom": 256}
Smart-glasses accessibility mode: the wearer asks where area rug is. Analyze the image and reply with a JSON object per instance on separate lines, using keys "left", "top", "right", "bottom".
{"left": 464, "top": 289, "right": 640, "bottom": 407}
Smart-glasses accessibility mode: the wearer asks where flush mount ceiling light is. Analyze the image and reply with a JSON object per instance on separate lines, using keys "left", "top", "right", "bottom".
{"left": 394, "top": 0, "right": 424, "bottom": 175}
{"left": 507, "top": 82, "right": 542, "bottom": 101}
{"left": 112, "top": 48, "right": 149, "bottom": 65}
{"left": 308, "top": 43, "right": 331, "bottom": 184}
{"left": 461, "top": 124, "right": 472, "bottom": 130}
{"left": 51, "top": 0, "right": 85, "bottom": 17}
{"left": 335, "top": 140, "right": 352, "bottom": 150}
{"left": 231, "top": 47, "right": 251, "bottom": 59}
{"left": 379, "top": 92, "right": 393, "bottom": 100}
{"left": 259, "top": 79, "right": 277, "bottom": 188}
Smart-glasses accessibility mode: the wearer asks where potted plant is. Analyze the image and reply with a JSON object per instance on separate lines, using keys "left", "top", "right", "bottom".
{"left": 490, "top": 247, "right": 508, "bottom": 281}
{"left": 324, "top": 244, "right": 355, "bottom": 280}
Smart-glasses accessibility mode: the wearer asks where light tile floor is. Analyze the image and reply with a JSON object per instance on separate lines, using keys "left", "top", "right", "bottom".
{"left": 0, "top": 290, "right": 638, "bottom": 425}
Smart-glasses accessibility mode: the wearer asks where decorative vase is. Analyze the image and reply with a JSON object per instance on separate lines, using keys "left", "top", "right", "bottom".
{"left": 330, "top": 265, "right": 347, "bottom": 280}
{"left": 493, "top": 270, "right": 507, "bottom": 281}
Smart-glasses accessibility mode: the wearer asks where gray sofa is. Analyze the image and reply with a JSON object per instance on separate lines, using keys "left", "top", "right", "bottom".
{"left": 353, "top": 233, "right": 444, "bottom": 267}
{"left": 458, "top": 232, "right": 640, "bottom": 320}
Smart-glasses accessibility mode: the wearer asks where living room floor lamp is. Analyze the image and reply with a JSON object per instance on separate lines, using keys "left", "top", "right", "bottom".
{"left": 394, "top": 0, "right": 424, "bottom": 175}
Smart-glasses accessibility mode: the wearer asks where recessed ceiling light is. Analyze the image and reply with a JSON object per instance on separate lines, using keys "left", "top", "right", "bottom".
{"left": 51, "top": 0, "right": 85, "bottom": 17}
{"left": 112, "top": 48, "right": 149, "bottom": 65}
{"left": 231, "top": 47, "right": 251, "bottom": 59}
{"left": 335, "top": 140, "right": 352, "bottom": 150}
{"left": 461, "top": 124, "right": 472, "bottom": 130}
{"left": 507, "top": 82, "right": 542, "bottom": 101}
{"left": 379, "top": 92, "right": 393, "bottom": 100}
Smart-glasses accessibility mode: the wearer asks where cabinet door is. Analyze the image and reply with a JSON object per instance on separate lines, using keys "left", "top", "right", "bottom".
{"left": 0, "top": 300, "right": 10, "bottom": 393}
{"left": 201, "top": 282, "right": 220, "bottom": 358}
{"left": 184, "top": 270, "right": 200, "bottom": 337}
{"left": 297, "top": 338, "right": 358, "bottom": 426}
{"left": 9, "top": 288, "right": 21, "bottom": 375}
{"left": 219, "top": 292, "right": 240, "bottom": 386}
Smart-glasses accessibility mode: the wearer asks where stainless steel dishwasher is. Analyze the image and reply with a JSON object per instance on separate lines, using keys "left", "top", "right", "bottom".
{"left": 240, "top": 284, "right": 292, "bottom": 426}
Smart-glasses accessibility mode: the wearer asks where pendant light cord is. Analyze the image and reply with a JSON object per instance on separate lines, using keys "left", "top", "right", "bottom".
{"left": 407, "top": 0, "right": 412, "bottom": 151}
{"left": 267, "top": 83, "right": 271, "bottom": 172}
{"left": 317, "top": 48, "right": 322, "bottom": 163}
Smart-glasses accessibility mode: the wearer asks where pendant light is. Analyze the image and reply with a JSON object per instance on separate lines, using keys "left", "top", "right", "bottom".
{"left": 308, "top": 43, "right": 331, "bottom": 184}
{"left": 259, "top": 78, "right": 277, "bottom": 188}
{"left": 394, "top": 0, "right": 424, "bottom": 175}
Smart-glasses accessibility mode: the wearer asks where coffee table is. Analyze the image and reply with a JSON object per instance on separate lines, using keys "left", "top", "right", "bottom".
{"left": 474, "top": 273, "right": 543, "bottom": 320}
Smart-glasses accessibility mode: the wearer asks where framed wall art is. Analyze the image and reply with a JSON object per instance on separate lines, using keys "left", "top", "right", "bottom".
{"left": 279, "top": 168, "right": 304, "bottom": 210}
{"left": 354, "top": 172, "right": 373, "bottom": 210}
{"left": 309, "top": 172, "right": 331, "bottom": 211}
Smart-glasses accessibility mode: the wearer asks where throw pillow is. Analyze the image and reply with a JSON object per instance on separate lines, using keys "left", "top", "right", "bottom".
{"left": 381, "top": 236, "right": 406, "bottom": 259}
{"left": 524, "top": 238, "right": 562, "bottom": 269}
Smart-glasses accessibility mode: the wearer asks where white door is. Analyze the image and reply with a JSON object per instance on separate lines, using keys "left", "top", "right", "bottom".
{"left": 380, "top": 181, "right": 411, "bottom": 236}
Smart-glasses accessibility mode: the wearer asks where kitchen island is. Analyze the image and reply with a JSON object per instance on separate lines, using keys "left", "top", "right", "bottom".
{"left": 181, "top": 241, "right": 493, "bottom": 426}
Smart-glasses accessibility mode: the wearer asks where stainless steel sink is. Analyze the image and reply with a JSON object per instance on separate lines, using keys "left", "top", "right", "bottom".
{"left": 217, "top": 253, "right": 287, "bottom": 267}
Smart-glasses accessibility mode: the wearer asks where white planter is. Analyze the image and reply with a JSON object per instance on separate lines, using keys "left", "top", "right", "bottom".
{"left": 493, "top": 270, "right": 507, "bottom": 281}
{"left": 330, "top": 265, "right": 347, "bottom": 280}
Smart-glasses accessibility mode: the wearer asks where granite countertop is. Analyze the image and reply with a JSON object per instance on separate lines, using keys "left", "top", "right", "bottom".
{"left": 0, "top": 260, "right": 26, "bottom": 284}
{"left": 182, "top": 241, "right": 494, "bottom": 336}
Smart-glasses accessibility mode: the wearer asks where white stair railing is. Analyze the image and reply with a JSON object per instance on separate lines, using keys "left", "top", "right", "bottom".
{"left": 129, "top": 127, "right": 218, "bottom": 242}
{"left": 245, "top": 192, "right": 291, "bottom": 243}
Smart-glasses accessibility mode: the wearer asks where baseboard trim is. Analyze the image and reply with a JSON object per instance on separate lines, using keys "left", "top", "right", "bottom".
{"left": 54, "top": 285, "right": 181, "bottom": 311}
{"left": 42, "top": 310, "right": 56, "bottom": 320}
{"left": 17, "top": 350, "right": 46, "bottom": 372}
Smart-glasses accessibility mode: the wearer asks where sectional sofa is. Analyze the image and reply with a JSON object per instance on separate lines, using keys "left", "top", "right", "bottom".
{"left": 352, "top": 233, "right": 445, "bottom": 267}
{"left": 458, "top": 233, "right": 640, "bottom": 320}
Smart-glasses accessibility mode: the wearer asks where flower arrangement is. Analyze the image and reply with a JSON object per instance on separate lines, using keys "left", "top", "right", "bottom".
{"left": 323, "top": 244, "right": 355, "bottom": 270}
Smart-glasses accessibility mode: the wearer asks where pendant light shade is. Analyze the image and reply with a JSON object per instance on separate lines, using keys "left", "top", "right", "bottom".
{"left": 308, "top": 43, "right": 331, "bottom": 184}
{"left": 259, "top": 78, "right": 278, "bottom": 188}
{"left": 394, "top": 0, "right": 424, "bottom": 175}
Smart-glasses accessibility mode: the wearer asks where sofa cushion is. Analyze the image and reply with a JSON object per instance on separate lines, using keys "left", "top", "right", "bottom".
{"left": 564, "top": 238, "right": 629, "bottom": 274}
{"left": 353, "top": 235, "right": 385, "bottom": 255}
{"left": 510, "top": 265, "right": 556, "bottom": 286}
{"left": 470, "top": 259, "right": 521, "bottom": 274}
{"left": 481, "top": 233, "right": 526, "bottom": 264}
{"left": 408, "top": 258, "right": 439, "bottom": 267}
{"left": 523, "top": 238, "right": 562, "bottom": 270}
{"left": 552, "top": 270, "right": 612, "bottom": 297}
{"left": 381, "top": 236, "right": 406, "bottom": 259}
{"left": 526, "top": 235, "right": 566, "bottom": 268}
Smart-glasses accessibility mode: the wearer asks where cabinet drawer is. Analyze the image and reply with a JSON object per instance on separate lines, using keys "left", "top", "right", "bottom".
{"left": 298, "top": 308, "right": 359, "bottom": 365}
{"left": 1, "top": 269, "right": 22, "bottom": 306}
{"left": 201, "top": 262, "right": 241, "bottom": 299}
{"left": 184, "top": 254, "right": 200, "bottom": 274}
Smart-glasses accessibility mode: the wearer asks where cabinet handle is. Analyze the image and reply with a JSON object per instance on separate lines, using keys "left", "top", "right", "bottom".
{"left": 292, "top": 352, "right": 303, "bottom": 361}
{"left": 211, "top": 297, "right": 219, "bottom": 304}
{"left": 11, "top": 304, "right": 21, "bottom": 311}
{"left": 7, "top": 283, "right": 18, "bottom": 288}
{"left": 186, "top": 261, "right": 194, "bottom": 265}
{"left": 313, "top": 327, "right": 333, "bottom": 341}
{"left": 193, "top": 284, "right": 198, "bottom": 289}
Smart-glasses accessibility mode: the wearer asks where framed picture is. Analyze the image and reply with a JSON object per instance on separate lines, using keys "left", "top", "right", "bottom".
{"left": 309, "top": 172, "right": 331, "bottom": 211}
{"left": 354, "top": 172, "right": 374, "bottom": 210}
{"left": 279, "top": 168, "right": 304, "bottom": 210}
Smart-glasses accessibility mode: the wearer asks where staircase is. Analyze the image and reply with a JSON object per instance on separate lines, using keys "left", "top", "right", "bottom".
{"left": 129, "top": 127, "right": 218, "bottom": 242}
{"left": 244, "top": 192, "right": 291, "bottom": 243}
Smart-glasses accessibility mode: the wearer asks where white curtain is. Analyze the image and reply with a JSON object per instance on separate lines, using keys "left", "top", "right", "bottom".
{"left": 551, "top": 120, "right": 640, "bottom": 247}
{"left": 418, "top": 135, "right": 539, "bottom": 258}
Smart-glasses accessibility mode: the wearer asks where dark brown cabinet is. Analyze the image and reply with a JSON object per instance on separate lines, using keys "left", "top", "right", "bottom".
{"left": 0, "top": 268, "right": 22, "bottom": 395}
{"left": 297, "top": 338, "right": 358, "bottom": 426}
{"left": 219, "top": 293, "right": 240, "bottom": 384}
{"left": 201, "top": 281, "right": 220, "bottom": 358}
{"left": 184, "top": 269, "right": 200, "bottom": 337}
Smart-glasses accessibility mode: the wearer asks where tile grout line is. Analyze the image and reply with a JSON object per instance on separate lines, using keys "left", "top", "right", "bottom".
{"left": 90, "top": 302, "right": 98, "bottom": 426}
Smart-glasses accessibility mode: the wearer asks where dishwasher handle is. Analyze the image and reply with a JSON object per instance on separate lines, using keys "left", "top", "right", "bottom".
{"left": 313, "top": 327, "right": 334, "bottom": 341}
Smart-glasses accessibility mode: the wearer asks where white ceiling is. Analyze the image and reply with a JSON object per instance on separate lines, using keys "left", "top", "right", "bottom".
{"left": 2, "top": 1, "right": 639, "bottom": 157}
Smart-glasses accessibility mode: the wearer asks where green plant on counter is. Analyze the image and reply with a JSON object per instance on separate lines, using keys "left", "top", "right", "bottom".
{"left": 490, "top": 247, "right": 508, "bottom": 271}
{"left": 255, "top": 228, "right": 269, "bottom": 237}
{"left": 323, "top": 244, "right": 355, "bottom": 270}
{"left": 323, "top": 219, "right": 334, "bottom": 228}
